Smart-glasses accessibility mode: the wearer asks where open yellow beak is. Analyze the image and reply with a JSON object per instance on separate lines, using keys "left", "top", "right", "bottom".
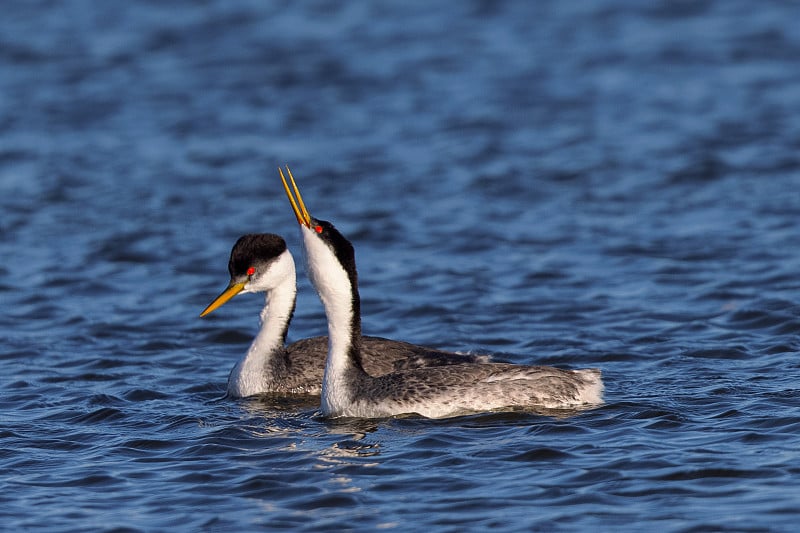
{"left": 279, "top": 166, "right": 312, "bottom": 228}
{"left": 199, "top": 281, "right": 246, "bottom": 317}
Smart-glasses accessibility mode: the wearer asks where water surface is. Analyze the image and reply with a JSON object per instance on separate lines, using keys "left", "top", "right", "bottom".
{"left": 2, "top": 1, "right": 800, "bottom": 531}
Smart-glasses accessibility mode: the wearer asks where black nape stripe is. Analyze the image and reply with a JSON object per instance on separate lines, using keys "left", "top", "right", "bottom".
{"left": 313, "top": 218, "right": 364, "bottom": 370}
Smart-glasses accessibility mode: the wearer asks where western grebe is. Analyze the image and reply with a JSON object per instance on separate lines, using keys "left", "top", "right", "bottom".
{"left": 280, "top": 167, "right": 603, "bottom": 418}
{"left": 200, "top": 234, "right": 491, "bottom": 397}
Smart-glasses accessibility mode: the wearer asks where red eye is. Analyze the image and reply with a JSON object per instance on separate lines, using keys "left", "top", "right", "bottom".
{"left": 315, "top": 225, "right": 323, "bottom": 233}
{"left": 246, "top": 266, "right": 255, "bottom": 276}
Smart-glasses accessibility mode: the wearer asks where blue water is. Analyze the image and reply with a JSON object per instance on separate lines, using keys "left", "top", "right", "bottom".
{"left": 2, "top": 1, "right": 800, "bottom": 530}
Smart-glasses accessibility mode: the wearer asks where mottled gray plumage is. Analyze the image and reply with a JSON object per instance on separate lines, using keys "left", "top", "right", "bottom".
{"left": 338, "top": 363, "right": 602, "bottom": 418}
{"left": 256, "top": 335, "right": 490, "bottom": 395}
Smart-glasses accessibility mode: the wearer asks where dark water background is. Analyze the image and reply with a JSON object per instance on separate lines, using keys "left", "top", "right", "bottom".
{"left": 2, "top": 1, "right": 800, "bottom": 531}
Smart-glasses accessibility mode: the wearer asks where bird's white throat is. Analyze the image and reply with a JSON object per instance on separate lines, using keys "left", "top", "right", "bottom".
{"left": 300, "top": 226, "right": 359, "bottom": 413}
{"left": 227, "top": 250, "right": 297, "bottom": 397}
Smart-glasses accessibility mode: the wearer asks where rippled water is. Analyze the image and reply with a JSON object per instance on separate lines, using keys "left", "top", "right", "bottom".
{"left": 3, "top": 1, "right": 800, "bottom": 531}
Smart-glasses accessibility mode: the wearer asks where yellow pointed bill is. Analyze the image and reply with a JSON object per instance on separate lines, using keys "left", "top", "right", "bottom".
{"left": 279, "top": 165, "right": 311, "bottom": 227}
{"left": 199, "top": 281, "right": 246, "bottom": 317}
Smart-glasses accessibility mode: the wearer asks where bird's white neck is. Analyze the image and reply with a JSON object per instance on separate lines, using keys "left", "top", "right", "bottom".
{"left": 227, "top": 252, "right": 297, "bottom": 397}
{"left": 300, "top": 227, "right": 364, "bottom": 415}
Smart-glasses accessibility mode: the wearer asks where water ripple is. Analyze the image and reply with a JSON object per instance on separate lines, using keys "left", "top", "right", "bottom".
{"left": 2, "top": 1, "right": 800, "bottom": 531}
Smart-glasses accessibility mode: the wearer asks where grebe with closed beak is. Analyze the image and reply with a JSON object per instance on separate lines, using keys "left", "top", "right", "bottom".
{"left": 200, "top": 234, "right": 491, "bottom": 397}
